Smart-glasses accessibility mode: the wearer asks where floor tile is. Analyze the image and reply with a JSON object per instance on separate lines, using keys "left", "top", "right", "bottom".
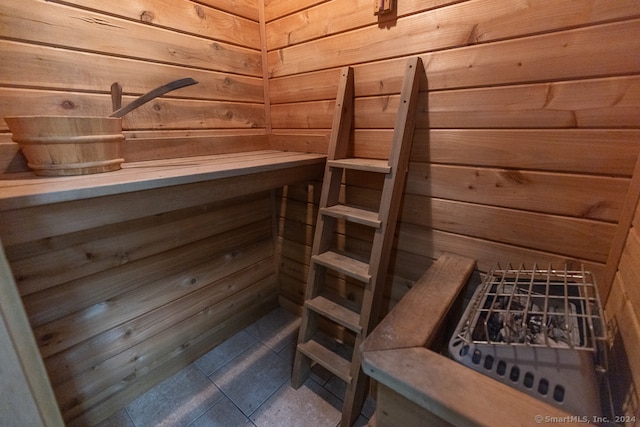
{"left": 276, "top": 335, "right": 296, "bottom": 364}
{"left": 244, "top": 307, "right": 300, "bottom": 352}
{"left": 323, "top": 375, "right": 347, "bottom": 401}
{"left": 102, "top": 307, "right": 377, "bottom": 427}
{"left": 308, "top": 363, "right": 333, "bottom": 387}
{"left": 195, "top": 330, "right": 257, "bottom": 376}
{"left": 126, "top": 364, "right": 223, "bottom": 427}
{"left": 250, "top": 378, "right": 342, "bottom": 427}
{"left": 352, "top": 414, "right": 370, "bottom": 427}
{"left": 96, "top": 408, "right": 135, "bottom": 427}
{"left": 360, "top": 395, "right": 376, "bottom": 419}
{"left": 322, "top": 377, "right": 377, "bottom": 418}
{"left": 188, "top": 396, "right": 254, "bottom": 427}
{"left": 210, "top": 342, "right": 291, "bottom": 416}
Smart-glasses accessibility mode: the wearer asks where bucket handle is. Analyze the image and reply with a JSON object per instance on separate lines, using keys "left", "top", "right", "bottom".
{"left": 110, "top": 78, "right": 198, "bottom": 118}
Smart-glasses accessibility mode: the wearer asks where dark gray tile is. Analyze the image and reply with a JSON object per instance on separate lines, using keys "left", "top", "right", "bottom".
{"left": 250, "top": 378, "right": 342, "bottom": 427}
{"left": 309, "top": 363, "right": 333, "bottom": 386}
{"left": 322, "top": 377, "right": 376, "bottom": 417}
{"left": 244, "top": 307, "right": 300, "bottom": 352}
{"left": 96, "top": 408, "right": 135, "bottom": 427}
{"left": 352, "top": 414, "right": 370, "bottom": 427}
{"left": 196, "top": 330, "right": 257, "bottom": 376}
{"left": 126, "top": 364, "right": 222, "bottom": 427}
{"left": 361, "top": 395, "right": 376, "bottom": 418}
{"left": 323, "top": 374, "right": 347, "bottom": 401}
{"left": 276, "top": 336, "right": 296, "bottom": 364}
{"left": 210, "top": 343, "right": 291, "bottom": 416}
{"left": 189, "top": 396, "right": 254, "bottom": 427}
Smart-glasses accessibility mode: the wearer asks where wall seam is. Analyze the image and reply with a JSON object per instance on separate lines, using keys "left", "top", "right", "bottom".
{"left": 258, "top": 0, "right": 272, "bottom": 137}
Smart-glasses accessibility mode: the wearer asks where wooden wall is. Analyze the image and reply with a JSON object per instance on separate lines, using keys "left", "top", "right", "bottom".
{"left": 606, "top": 152, "right": 640, "bottom": 418}
{"left": 0, "top": 0, "right": 268, "bottom": 172}
{"left": 266, "top": 1, "right": 640, "bottom": 312}
{"left": 1, "top": 0, "right": 639, "bottom": 423}
{"left": 1, "top": 188, "right": 280, "bottom": 425}
{"left": 0, "top": 1, "right": 280, "bottom": 425}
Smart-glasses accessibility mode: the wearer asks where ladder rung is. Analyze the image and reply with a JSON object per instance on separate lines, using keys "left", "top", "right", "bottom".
{"left": 306, "top": 296, "right": 362, "bottom": 334}
{"left": 297, "top": 340, "right": 351, "bottom": 383}
{"left": 312, "top": 251, "right": 371, "bottom": 283}
{"left": 328, "top": 158, "right": 391, "bottom": 173}
{"left": 320, "top": 205, "right": 382, "bottom": 228}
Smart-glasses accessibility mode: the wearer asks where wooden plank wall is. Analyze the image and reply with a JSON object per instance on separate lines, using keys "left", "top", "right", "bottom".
{"left": 0, "top": 0, "right": 639, "bottom": 422}
{"left": 606, "top": 153, "right": 640, "bottom": 418}
{"left": 266, "top": 1, "right": 640, "bottom": 313}
{"left": 1, "top": 189, "right": 280, "bottom": 425}
{"left": 0, "top": 1, "right": 281, "bottom": 425}
{"left": 0, "top": 0, "right": 268, "bottom": 172}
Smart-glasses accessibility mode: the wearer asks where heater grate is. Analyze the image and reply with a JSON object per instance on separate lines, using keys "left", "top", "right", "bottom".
{"left": 463, "top": 266, "right": 607, "bottom": 353}
{"left": 449, "top": 264, "right": 608, "bottom": 416}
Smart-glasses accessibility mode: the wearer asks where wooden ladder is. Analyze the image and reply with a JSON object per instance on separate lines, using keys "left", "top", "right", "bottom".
{"left": 291, "top": 57, "right": 423, "bottom": 426}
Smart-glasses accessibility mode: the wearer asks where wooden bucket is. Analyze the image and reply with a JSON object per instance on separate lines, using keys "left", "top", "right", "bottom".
{"left": 4, "top": 116, "right": 125, "bottom": 176}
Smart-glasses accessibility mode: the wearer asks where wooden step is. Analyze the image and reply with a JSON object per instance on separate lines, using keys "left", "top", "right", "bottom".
{"left": 320, "top": 205, "right": 382, "bottom": 228}
{"left": 312, "top": 251, "right": 371, "bottom": 283}
{"left": 327, "top": 158, "right": 391, "bottom": 173}
{"left": 306, "top": 296, "right": 362, "bottom": 334}
{"left": 297, "top": 340, "right": 352, "bottom": 383}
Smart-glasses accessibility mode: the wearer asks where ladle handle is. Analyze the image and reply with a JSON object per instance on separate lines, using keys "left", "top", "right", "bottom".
{"left": 110, "top": 78, "right": 198, "bottom": 118}
{"left": 110, "top": 82, "right": 122, "bottom": 112}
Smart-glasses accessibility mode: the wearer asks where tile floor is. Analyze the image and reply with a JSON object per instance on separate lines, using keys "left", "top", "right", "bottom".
{"left": 98, "top": 307, "right": 374, "bottom": 427}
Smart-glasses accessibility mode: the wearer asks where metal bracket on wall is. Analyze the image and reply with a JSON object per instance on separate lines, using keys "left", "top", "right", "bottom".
{"left": 374, "top": 0, "right": 395, "bottom": 15}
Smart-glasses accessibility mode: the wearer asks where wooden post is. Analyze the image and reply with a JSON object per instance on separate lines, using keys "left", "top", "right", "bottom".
{"left": 0, "top": 240, "right": 65, "bottom": 427}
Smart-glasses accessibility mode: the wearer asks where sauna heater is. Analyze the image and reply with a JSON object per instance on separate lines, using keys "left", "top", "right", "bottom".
{"left": 449, "top": 265, "right": 608, "bottom": 416}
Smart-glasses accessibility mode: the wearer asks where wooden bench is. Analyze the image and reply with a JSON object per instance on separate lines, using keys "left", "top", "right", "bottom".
{"left": 0, "top": 150, "right": 326, "bottom": 208}
{"left": 0, "top": 149, "right": 326, "bottom": 425}
{"left": 361, "top": 253, "right": 582, "bottom": 427}
{"left": 0, "top": 150, "right": 326, "bottom": 246}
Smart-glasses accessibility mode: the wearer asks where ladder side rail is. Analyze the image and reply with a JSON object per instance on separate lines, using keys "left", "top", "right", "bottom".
{"left": 327, "top": 67, "right": 354, "bottom": 162}
{"left": 310, "top": 66, "right": 355, "bottom": 256}
{"left": 362, "top": 56, "right": 424, "bottom": 335}
{"left": 309, "top": 65, "right": 355, "bottom": 267}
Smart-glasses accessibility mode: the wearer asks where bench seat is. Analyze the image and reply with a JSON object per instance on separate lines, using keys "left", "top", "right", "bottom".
{"left": 0, "top": 150, "right": 326, "bottom": 210}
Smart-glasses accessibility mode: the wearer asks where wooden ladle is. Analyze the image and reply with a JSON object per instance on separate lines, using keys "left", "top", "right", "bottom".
{"left": 109, "top": 77, "right": 198, "bottom": 118}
